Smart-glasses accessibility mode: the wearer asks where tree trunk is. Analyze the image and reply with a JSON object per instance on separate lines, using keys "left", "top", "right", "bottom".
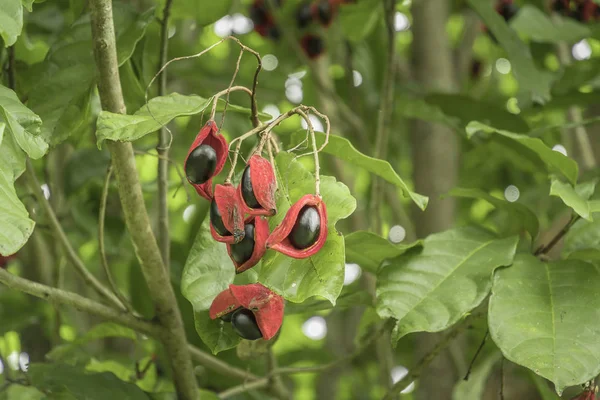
{"left": 410, "top": 0, "right": 461, "bottom": 398}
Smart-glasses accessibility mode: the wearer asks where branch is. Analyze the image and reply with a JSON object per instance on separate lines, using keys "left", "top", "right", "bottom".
{"left": 156, "top": 0, "right": 174, "bottom": 272}
{"left": 382, "top": 315, "right": 476, "bottom": 400}
{"left": 89, "top": 1, "right": 198, "bottom": 399}
{"left": 0, "top": 269, "right": 160, "bottom": 337}
{"left": 25, "top": 160, "right": 125, "bottom": 310}
{"left": 534, "top": 215, "right": 580, "bottom": 256}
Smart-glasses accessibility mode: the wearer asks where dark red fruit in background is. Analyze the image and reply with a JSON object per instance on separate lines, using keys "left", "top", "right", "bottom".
{"left": 312, "top": 0, "right": 336, "bottom": 26}
{"left": 470, "top": 59, "right": 483, "bottom": 80}
{"left": 296, "top": 2, "right": 313, "bottom": 28}
{"left": 300, "top": 34, "right": 324, "bottom": 59}
{"left": 552, "top": 0, "right": 572, "bottom": 15}
{"left": 209, "top": 283, "right": 284, "bottom": 340}
{"left": 226, "top": 216, "right": 269, "bottom": 273}
{"left": 266, "top": 194, "right": 328, "bottom": 258}
{"left": 0, "top": 254, "right": 16, "bottom": 269}
{"left": 238, "top": 155, "right": 277, "bottom": 217}
{"left": 210, "top": 184, "right": 245, "bottom": 244}
{"left": 573, "top": 0, "right": 599, "bottom": 22}
{"left": 495, "top": 0, "right": 519, "bottom": 21}
{"left": 184, "top": 120, "right": 227, "bottom": 201}
{"left": 250, "top": 0, "right": 269, "bottom": 25}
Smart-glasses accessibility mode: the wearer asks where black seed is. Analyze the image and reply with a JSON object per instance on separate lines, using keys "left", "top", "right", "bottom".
{"left": 500, "top": 3, "right": 518, "bottom": 21}
{"left": 250, "top": 2, "right": 269, "bottom": 25}
{"left": 289, "top": 206, "right": 320, "bottom": 249}
{"left": 231, "top": 308, "right": 262, "bottom": 340}
{"left": 230, "top": 223, "right": 255, "bottom": 265}
{"left": 241, "top": 166, "right": 260, "bottom": 208}
{"left": 185, "top": 144, "right": 217, "bottom": 184}
{"left": 316, "top": 1, "right": 333, "bottom": 25}
{"left": 296, "top": 2, "right": 313, "bottom": 28}
{"left": 267, "top": 25, "right": 281, "bottom": 40}
{"left": 220, "top": 311, "right": 235, "bottom": 322}
{"left": 302, "top": 35, "right": 324, "bottom": 58}
{"left": 210, "top": 200, "right": 230, "bottom": 237}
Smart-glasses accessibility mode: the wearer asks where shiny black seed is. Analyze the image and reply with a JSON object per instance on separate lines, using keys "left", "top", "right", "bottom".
{"left": 210, "top": 200, "right": 230, "bottom": 237}
{"left": 231, "top": 308, "right": 262, "bottom": 340}
{"left": 185, "top": 144, "right": 217, "bottom": 184}
{"left": 289, "top": 206, "right": 320, "bottom": 249}
{"left": 230, "top": 223, "right": 255, "bottom": 265}
{"left": 296, "top": 2, "right": 312, "bottom": 28}
{"left": 241, "top": 166, "right": 260, "bottom": 209}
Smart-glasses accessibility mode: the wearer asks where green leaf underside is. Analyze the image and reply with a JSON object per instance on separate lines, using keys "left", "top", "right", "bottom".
{"left": 466, "top": 121, "right": 578, "bottom": 184}
{"left": 28, "top": 363, "right": 149, "bottom": 400}
{"left": 510, "top": 5, "right": 590, "bottom": 44}
{"left": 452, "top": 352, "right": 502, "bottom": 400}
{"left": 550, "top": 180, "right": 592, "bottom": 221}
{"left": 291, "top": 130, "right": 428, "bottom": 210}
{"left": 259, "top": 152, "right": 357, "bottom": 304}
{"left": 339, "top": 0, "right": 382, "bottom": 43}
{"left": 377, "top": 227, "right": 518, "bottom": 342}
{"left": 468, "top": 0, "right": 552, "bottom": 103}
{"left": 449, "top": 187, "right": 539, "bottom": 237}
{"left": 563, "top": 215, "right": 600, "bottom": 261}
{"left": 345, "top": 230, "right": 422, "bottom": 273}
{"left": 489, "top": 254, "right": 600, "bottom": 394}
{"left": 0, "top": 0, "right": 23, "bottom": 47}
{"left": 96, "top": 93, "right": 270, "bottom": 147}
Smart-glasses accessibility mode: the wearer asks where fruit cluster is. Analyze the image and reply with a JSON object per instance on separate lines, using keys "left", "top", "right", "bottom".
{"left": 552, "top": 0, "right": 600, "bottom": 22}
{"left": 184, "top": 120, "right": 328, "bottom": 340}
{"left": 481, "top": 0, "right": 519, "bottom": 38}
{"left": 248, "top": 0, "right": 350, "bottom": 59}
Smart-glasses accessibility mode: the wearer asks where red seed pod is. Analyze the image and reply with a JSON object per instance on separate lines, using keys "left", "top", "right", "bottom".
{"left": 0, "top": 254, "right": 16, "bottom": 269}
{"left": 266, "top": 194, "right": 328, "bottom": 259}
{"left": 184, "top": 120, "right": 228, "bottom": 201}
{"left": 226, "top": 216, "right": 269, "bottom": 273}
{"left": 311, "top": 0, "right": 337, "bottom": 27}
{"left": 209, "top": 283, "right": 284, "bottom": 340}
{"left": 300, "top": 34, "right": 325, "bottom": 59}
{"left": 570, "top": 387, "right": 596, "bottom": 400}
{"left": 237, "top": 155, "right": 277, "bottom": 217}
{"left": 210, "top": 184, "right": 246, "bottom": 244}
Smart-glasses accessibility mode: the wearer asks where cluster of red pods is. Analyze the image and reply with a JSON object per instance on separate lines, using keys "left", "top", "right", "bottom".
{"left": 553, "top": 0, "right": 600, "bottom": 22}
{"left": 184, "top": 120, "right": 328, "bottom": 341}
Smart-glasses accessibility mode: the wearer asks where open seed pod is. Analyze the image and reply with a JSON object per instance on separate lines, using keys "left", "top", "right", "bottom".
{"left": 266, "top": 194, "right": 328, "bottom": 259}
{"left": 210, "top": 184, "right": 246, "bottom": 244}
{"left": 226, "top": 215, "right": 269, "bottom": 273}
{"left": 184, "top": 120, "right": 227, "bottom": 200}
{"left": 237, "top": 155, "right": 277, "bottom": 217}
{"left": 209, "top": 283, "right": 284, "bottom": 340}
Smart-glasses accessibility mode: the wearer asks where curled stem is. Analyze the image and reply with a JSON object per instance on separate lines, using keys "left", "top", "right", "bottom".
{"left": 295, "top": 108, "right": 321, "bottom": 196}
{"left": 209, "top": 85, "right": 253, "bottom": 122}
{"left": 99, "top": 164, "right": 134, "bottom": 312}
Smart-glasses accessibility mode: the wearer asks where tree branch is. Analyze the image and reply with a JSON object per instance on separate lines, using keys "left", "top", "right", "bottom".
{"left": 0, "top": 269, "right": 160, "bottom": 337}
{"left": 89, "top": 1, "right": 198, "bottom": 398}
{"left": 157, "top": 0, "right": 174, "bottom": 272}
{"left": 25, "top": 160, "right": 125, "bottom": 310}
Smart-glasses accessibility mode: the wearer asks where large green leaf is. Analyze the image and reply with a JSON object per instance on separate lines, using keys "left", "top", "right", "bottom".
{"left": 466, "top": 121, "right": 578, "bottom": 184}
{"left": 562, "top": 215, "right": 600, "bottom": 261}
{"left": 0, "top": 385, "right": 44, "bottom": 400}
{"left": 377, "top": 227, "right": 518, "bottom": 342}
{"left": 510, "top": 5, "right": 590, "bottom": 43}
{"left": 28, "top": 3, "right": 154, "bottom": 145}
{"left": 192, "top": 310, "right": 241, "bottom": 355}
{"left": 468, "top": 0, "right": 553, "bottom": 103}
{"left": 449, "top": 187, "right": 539, "bottom": 237}
{"left": 291, "top": 130, "right": 428, "bottom": 210}
{"left": 339, "top": 0, "right": 382, "bottom": 43}
{"left": 0, "top": 0, "right": 23, "bottom": 47}
{"left": 452, "top": 352, "right": 502, "bottom": 400}
{"left": 97, "top": 94, "right": 269, "bottom": 147}
{"left": 345, "top": 231, "right": 421, "bottom": 273}
{"left": 550, "top": 180, "right": 592, "bottom": 221}
{"left": 28, "top": 363, "right": 150, "bottom": 400}
{"left": 259, "top": 152, "right": 357, "bottom": 304}
{"left": 488, "top": 254, "right": 600, "bottom": 394}
{"left": 284, "top": 288, "right": 372, "bottom": 314}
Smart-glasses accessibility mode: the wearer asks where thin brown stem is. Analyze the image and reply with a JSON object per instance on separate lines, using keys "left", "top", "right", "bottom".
{"left": 534, "top": 215, "right": 580, "bottom": 256}
{"left": 210, "top": 85, "right": 253, "bottom": 121}
{"left": 463, "top": 329, "right": 488, "bottom": 380}
{"left": 25, "top": 160, "right": 124, "bottom": 310}
{"left": 7, "top": 46, "right": 16, "bottom": 90}
{"left": 156, "top": 0, "right": 174, "bottom": 272}
{"left": 99, "top": 164, "right": 133, "bottom": 312}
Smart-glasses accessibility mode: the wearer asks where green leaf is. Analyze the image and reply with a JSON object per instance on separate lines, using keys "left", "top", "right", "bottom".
{"left": 449, "top": 187, "right": 539, "bottom": 237}
{"left": 96, "top": 94, "right": 269, "bottom": 147}
{"left": 259, "top": 152, "right": 357, "bottom": 304}
{"left": 193, "top": 310, "right": 241, "bottom": 355}
{"left": 291, "top": 130, "right": 428, "bottom": 210}
{"left": 285, "top": 288, "right": 373, "bottom": 314}
{"left": 0, "top": 0, "right": 23, "bottom": 47}
{"left": 170, "top": 0, "right": 232, "bottom": 25}
{"left": 377, "top": 227, "right": 518, "bottom": 342}
{"left": 425, "top": 94, "right": 530, "bottom": 133}
{"left": 468, "top": 0, "right": 553, "bottom": 103}
{"left": 339, "top": 0, "right": 382, "bottom": 43}
{"left": 550, "top": 180, "right": 592, "bottom": 221}
{"left": 47, "top": 323, "right": 137, "bottom": 361}
{"left": 345, "top": 231, "right": 421, "bottom": 273}
{"left": 488, "top": 254, "right": 600, "bottom": 394}
{"left": 0, "top": 385, "right": 44, "bottom": 400}
{"left": 530, "top": 372, "right": 562, "bottom": 400}
{"left": 181, "top": 217, "right": 235, "bottom": 312}
{"left": 28, "top": 363, "right": 150, "bottom": 400}
{"left": 452, "top": 352, "right": 502, "bottom": 400}
{"left": 86, "top": 357, "right": 157, "bottom": 393}
{"left": 510, "top": 5, "right": 590, "bottom": 43}
{"left": 466, "top": 121, "right": 578, "bottom": 184}
{"left": 562, "top": 216, "right": 600, "bottom": 260}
